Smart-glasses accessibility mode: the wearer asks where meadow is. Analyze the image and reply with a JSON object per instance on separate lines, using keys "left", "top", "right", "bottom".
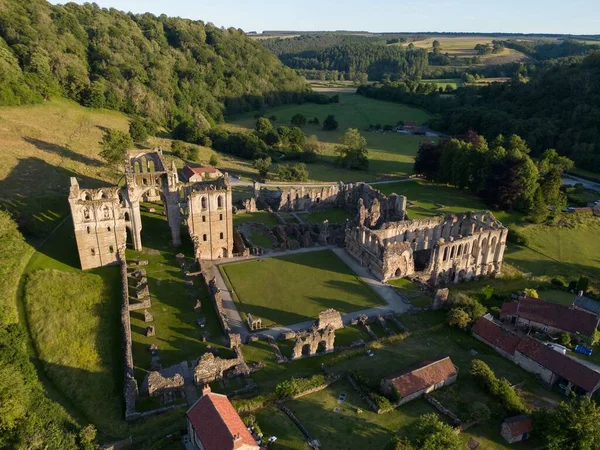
{"left": 220, "top": 250, "right": 384, "bottom": 327}
{"left": 227, "top": 92, "right": 431, "bottom": 178}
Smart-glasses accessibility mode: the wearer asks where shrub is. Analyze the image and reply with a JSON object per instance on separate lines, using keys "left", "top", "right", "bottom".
{"left": 291, "top": 113, "right": 307, "bottom": 127}
{"left": 209, "top": 154, "right": 219, "bottom": 166}
{"left": 507, "top": 226, "right": 528, "bottom": 246}
{"left": 468, "top": 402, "right": 491, "bottom": 423}
{"left": 232, "top": 394, "right": 275, "bottom": 413}
{"left": 447, "top": 308, "right": 471, "bottom": 329}
{"left": 480, "top": 285, "right": 494, "bottom": 301}
{"left": 450, "top": 293, "right": 487, "bottom": 320}
{"left": 323, "top": 114, "right": 338, "bottom": 131}
{"left": 370, "top": 392, "right": 393, "bottom": 410}
{"left": 274, "top": 375, "right": 326, "bottom": 400}
{"left": 171, "top": 140, "right": 188, "bottom": 158}
{"left": 414, "top": 413, "right": 461, "bottom": 450}
{"left": 559, "top": 332, "right": 571, "bottom": 346}
{"left": 551, "top": 277, "right": 568, "bottom": 289}
{"left": 524, "top": 288, "right": 539, "bottom": 298}
{"left": 577, "top": 276, "right": 590, "bottom": 293}
{"left": 470, "top": 360, "right": 528, "bottom": 415}
{"left": 129, "top": 117, "right": 149, "bottom": 142}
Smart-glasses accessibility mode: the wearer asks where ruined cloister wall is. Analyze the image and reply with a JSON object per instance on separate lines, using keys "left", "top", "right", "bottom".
{"left": 345, "top": 211, "right": 508, "bottom": 284}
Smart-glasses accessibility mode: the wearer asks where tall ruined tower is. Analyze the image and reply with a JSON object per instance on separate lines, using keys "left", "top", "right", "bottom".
{"left": 186, "top": 177, "right": 233, "bottom": 260}
{"left": 68, "top": 178, "right": 127, "bottom": 270}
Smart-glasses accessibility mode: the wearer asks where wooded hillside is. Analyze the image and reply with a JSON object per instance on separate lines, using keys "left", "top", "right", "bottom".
{"left": 0, "top": 0, "right": 308, "bottom": 126}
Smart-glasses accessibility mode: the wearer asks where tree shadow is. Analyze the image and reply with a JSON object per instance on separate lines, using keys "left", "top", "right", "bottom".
{"left": 23, "top": 137, "right": 103, "bottom": 167}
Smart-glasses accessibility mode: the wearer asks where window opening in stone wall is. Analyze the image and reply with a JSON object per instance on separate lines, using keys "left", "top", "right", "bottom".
{"left": 220, "top": 232, "right": 223, "bottom": 239}
{"left": 203, "top": 234, "right": 207, "bottom": 241}
{"left": 217, "top": 195, "right": 223, "bottom": 208}
{"left": 91, "top": 248, "right": 95, "bottom": 256}
{"left": 109, "top": 245, "right": 114, "bottom": 254}
{"left": 201, "top": 197, "right": 207, "bottom": 209}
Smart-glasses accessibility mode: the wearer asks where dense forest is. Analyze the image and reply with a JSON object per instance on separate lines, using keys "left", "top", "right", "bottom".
{"left": 500, "top": 39, "right": 599, "bottom": 61}
{"left": 359, "top": 51, "right": 600, "bottom": 172}
{"left": 0, "top": 0, "right": 309, "bottom": 128}
{"left": 261, "top": 34, "right": 429, "bottom": 81}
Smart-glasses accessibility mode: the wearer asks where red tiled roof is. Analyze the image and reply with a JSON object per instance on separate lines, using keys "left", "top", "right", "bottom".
{"left": 472, "top": 317, "right": 521, "bottom": 354}
{"left": 501, "top": 296, "right": 599, "bottom": 336}
{"left": 187, "top": 392, "right": 258, "bottom": 450}
{"left": 503, "top": 415, "right": 533, "bottom": 437}
{"left": 516, "top": 336, "right": 600, "bottom": 392}
{"left": 183, "top": 165, "right": 219, "bottom": 178}
{"left": 385, "top": 357, "right": 457, "bottom": 398}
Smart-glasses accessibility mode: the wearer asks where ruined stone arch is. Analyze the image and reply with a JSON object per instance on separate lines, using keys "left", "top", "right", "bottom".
{"left": 457, "top": 244, "right": 462, "bottom": 256}
{"left": 82, "top": 207, "right": 90, "bottom": 220}
{"left": 480, "top": 238, "right": 488, "bottom": 256}
{"left": 490, "top": 236, "right": 497, "bottom": 256}
{"left": 450, "top": 246, "right": 455, "bottom": 259}
{"left": 82, "top": 191, "right": 91, "bottom": 201}
{"left": 443, "top": 246, "right": 449, "bottom": 262}
{"left": 102, "top": 205, "right": 110, "bottom": 219}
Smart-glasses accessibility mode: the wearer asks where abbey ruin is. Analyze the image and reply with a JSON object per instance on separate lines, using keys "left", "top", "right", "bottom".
{"left": 261, "top": 182, "right": 508, "bottom": 285}
{"left": 68, "top": 149, "right": 233, "bottom": 270}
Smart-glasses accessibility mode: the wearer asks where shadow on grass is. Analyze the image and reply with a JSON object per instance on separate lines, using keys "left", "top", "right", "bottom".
{"left": 23, "top": 137, "right": 103, "bottom": 167}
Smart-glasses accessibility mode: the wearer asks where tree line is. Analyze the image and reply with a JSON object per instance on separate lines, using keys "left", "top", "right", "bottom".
{"left": 415, "top": 132, "right": 573, "bottom": 222}
{"left": 0, "top": 0, "right": 309, "bottom": 128}
{"left": 359, "top": 51, "right": 600, "bottom": 172}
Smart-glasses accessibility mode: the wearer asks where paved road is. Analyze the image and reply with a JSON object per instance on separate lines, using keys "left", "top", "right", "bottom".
{"left": 210, "top": 246, "right": 411, "bottom": 340}
{"left": 562, "top": 174, "right": 600, "bottom": 193}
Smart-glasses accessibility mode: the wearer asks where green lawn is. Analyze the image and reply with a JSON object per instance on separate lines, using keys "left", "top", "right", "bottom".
{"left": 228, "top": 92, "right": 431, "bottom": 178}
{"left": 536, "top": 289, "right": 576, "bottom": 305}
{"left": 249, "top": 229, "right": 274, "bottom": 248}
{"left": 220, "top": 250, "right": 384, "bottom": 327}
{"left": 126, "top": 203, "right": 232, "bottom": 385}
{"left": 233, "top": 211, "right": 280, "bottom": 227}
{"left": 303, "top": 208, "right": 354, "bottom": 224}
{"left": 255, "top": 407, "right": 310, "bottom": 450}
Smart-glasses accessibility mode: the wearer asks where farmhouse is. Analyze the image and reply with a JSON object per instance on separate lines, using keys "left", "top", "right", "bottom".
{"left": 182, "top": 165, "right": 223, "bottom": 182}
{"left": 187, "top": 385, "right": 259, "bottom": 450}
{"left": 514, "top": 336, "right": 600, "bottom": 397}
{"left": 500, "top": 415, "right": 533, "bottom": 444}
{"left": 380, "top": 356, "right": 458, "bottom": 405}
{"left": 500, "top": 296, "right": 599, "bottom": 337}
{"left": 472, "top": 316, "right": 520, "bottom": 361}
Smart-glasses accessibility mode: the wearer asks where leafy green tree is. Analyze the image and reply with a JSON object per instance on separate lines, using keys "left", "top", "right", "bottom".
{"left": 540, "top": 167, "right": 567, "bottom": 212}
{"left": 447, "top": 308, "right": 471, "bottom": 329}
{"left": 209, "top": 154, "right": 219, "bottom": 167}
{"left": 172, "top": 120, "right": 204, "bottom": 144}
{"left": 577, "top": 276, "right": 590, "bottom": 293}
{"left": 323, "top": 115, "right": 339, "bottom": 131}
{"left": 468, "top": 402, "right": 491, "bottom": 423}
{"left": 385, "top": 436, "right": 414, "bottom": 450}
{"left": 288, "top": 127, "right": 306, "bottom": 147}
{"left": 129, "top": 118, "right": 149, "bottom": 143}
{"left": 171, "top": 140, "right": 188, "bottom": 159}
{"left": 276, "top": 163, "right": 309, "bottom": 182}
{"left": 255, "top": 117, "right": 273, "bottom": 135}
{"left": 414, "top": 413, "right": 461, "bottom": 450}
{"left": 291, "top": 113, "right": 307, "bottom": 127}
{"left": 188, "top": 146, "right": 199, "bottom": 161}
{"left": 335, "top": 128, "right": 369, "bottom": 170}
{"left": 302, "top": 135, "right": 322, "bottom": 163}
{"left": 529, "top": 187, "right": 548, "bottom": 223}
{"left": 99, "top": 129, "right": 133, "bottom": 166}
{"left": 253, "top": 157, "right": 271, "bottom": 180}
{"left": 524, "top": 288, "right": 539, "bottom": 298}
{"left": 451, "top": 293, "right": 487, "bottom": 320}
{"left": 82, "top": 80, "right": 106, "bottom": 108}
{"left": 558, "top": 332, "right": 571, "bottom": 346}
{"left": 536, "top": 397, "right": 600, "bottom": 450}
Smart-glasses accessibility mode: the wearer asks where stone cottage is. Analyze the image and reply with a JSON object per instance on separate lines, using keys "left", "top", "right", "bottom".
{"left": 501, "top": 415, "right": 533, "bottom": 444}
{"left": 380, "top": 356, "right": 458, "bottom": 405}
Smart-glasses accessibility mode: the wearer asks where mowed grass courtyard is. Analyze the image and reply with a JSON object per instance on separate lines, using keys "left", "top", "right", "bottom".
{"left": 220, "top": 250, "right": 384, "bottom": 327}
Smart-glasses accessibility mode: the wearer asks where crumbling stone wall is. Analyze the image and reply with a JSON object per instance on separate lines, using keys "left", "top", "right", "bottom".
{"left": 316, "top": 309, "right": 344, "bottom": 330}
{"left": 119, "top": 254, "right": 139, "bottom": 420}
{"left": 292, "top": 325, "right": 336, "bottom": 359}
{"left": 345, "top": 211, "right": 508, "bottom": 285}
{"left": 69, "top": 149, "right": 234, "bottom": 270}
{"left": 147, "top": 371, "right": 184, "bottom": 397}
{"left": 193, "top": 352, "right": 243, "bottom": 385}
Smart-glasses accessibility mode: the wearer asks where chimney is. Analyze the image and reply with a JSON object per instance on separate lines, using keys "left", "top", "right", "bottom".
{"left": 201, "top": 384, "right": 211, "bottom": 396}
{"left": 233, "top": 433, "right": 243, "bottom": 449}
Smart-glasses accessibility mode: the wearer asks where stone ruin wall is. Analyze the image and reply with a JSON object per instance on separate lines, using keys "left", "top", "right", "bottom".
{"left": 69, "top": 149, "right": 235, "bottom": 270}
{"left": 186, "top": 177, "right": 234, "bottom": 260}
{"left": 262, "top": 182, "right": 407, "bottom": 225}
{"left": 345, "top": 211, "right": 508, "bottom": 285}
{"left": 119, "top": 253, "right": 139, "bottom": 420}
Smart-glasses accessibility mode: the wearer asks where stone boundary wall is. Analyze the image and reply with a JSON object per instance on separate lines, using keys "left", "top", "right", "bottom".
{"left": 119, "top": 254, "right": 140, "bottom": 420}
{"left": 201, "top": 266, "right": 236, "bottom": 347}
{"left": 346, "top": 374, "right": 379, "bottom": 412}
{"left": 277, "top": 403, "right": 319, "bottom": 449}
{"left": 424, "top": 393, "right": 461, "bottom": 425}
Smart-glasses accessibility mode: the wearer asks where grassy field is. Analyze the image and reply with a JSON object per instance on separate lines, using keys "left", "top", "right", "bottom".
{"left": 220, "top": 250, "right": 384, "bottom": 327}
{"left": 401, "top": 37, "right": 531, "bottom": 66}
{"left": 126, "top": 203, "right": 233, "bottom": 384}
{"left": 233, "top": 211, "right": 280, "bottom": 227}
{"left": 255, "top": 407, "right": 311, "bottom": 450}
{"left": 249, "top": 229, "right": 274, "bottom": 248}
{"left": 422, "top": 78, "right": 461, "bottom": 89}
{"left": 303, "top": 208, "right": 354, "bottom": 224}
{"left": 228, "top": 92, "right": 431, "bottom": 178}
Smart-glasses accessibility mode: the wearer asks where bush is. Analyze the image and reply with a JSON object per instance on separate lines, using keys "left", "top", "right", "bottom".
{"left": 468, "top": 402, "right": 491, "bottom": 423}
{"left": 524, "top": 288, "right": 539, "bottom": 298}
{"left": 323, "top": 114, "right": 339, "bottom": 131}
{"left": 470, "top": 360, "right": 528, "bottom": 415}
{"left": 414, "top": 413, "right": 461, "bottom": 450}
{"left": 129, "top": 117, "right": 149, "bottom": 142}
{"left": 209, "top": 154, "right": 219, "bottom": 167}
{"left": 291, "top": 113, "right": 307, "bottom": 127}
{"left": 551, "top": 277, "right": 568, "bottom": 289}
{"left": 274, "top": 375, "right": 326, "bottom": 400}
{"left": 507, "top": 226, "right": 529, "bottom": 246}
{"left": 559, "top": 332, "right": 571, "bottom": 346}
{"left": 450, "top": 293, "right": 487, "bottom": 320}
{"left": 232, "top": 394, "right": 275, "bottom": 413}
{"left": 447, "top": 308, "right": 471, "bottom": 329}
{"left": 370, "top": 392, "right": 393, "bottom": 410}
{"left": 480, "top": 285, "right": 494, "bottom": 301}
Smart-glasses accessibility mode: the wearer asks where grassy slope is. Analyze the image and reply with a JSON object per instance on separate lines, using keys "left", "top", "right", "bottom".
{"left": 228, "top": 92, "right": 431, "bottom": 178}
{"left": 221, "top": 250, "right": 384, "bottom": 327}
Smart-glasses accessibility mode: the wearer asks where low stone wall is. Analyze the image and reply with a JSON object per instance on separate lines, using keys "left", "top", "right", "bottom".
{"left": 424, "top": 393, "right": 461, "bottom": 425}
{"left": 201, "top": 266, "right": 238, "bottom": 347}
{"left": 119, "top": 254, "right": 140, "bottom": 420}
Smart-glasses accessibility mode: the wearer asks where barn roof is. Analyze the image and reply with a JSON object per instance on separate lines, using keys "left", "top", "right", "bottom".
{"left": 472, "top": 317, "right": 521, "bottom": 355}
{"left": 503, "top": 415, "right": 533, "bottom": 437}
{"left": 385, "top": 356, "right": 457, "bottom": 398}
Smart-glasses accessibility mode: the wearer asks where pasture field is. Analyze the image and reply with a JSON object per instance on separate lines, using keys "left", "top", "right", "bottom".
{"left": 401, "top": 36, "right": 531, "bottom": 66}
{"left": 227, "top": 92, "right": 431, "bottom": 178}
{"left": 220, "top": 250, "right": 384, "bottom": 327}
{"left": 20, "top": 215, "right": 186, "bottom": 439}
{"left": 421, "top": 78, "right": 461, "bottom": 89}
